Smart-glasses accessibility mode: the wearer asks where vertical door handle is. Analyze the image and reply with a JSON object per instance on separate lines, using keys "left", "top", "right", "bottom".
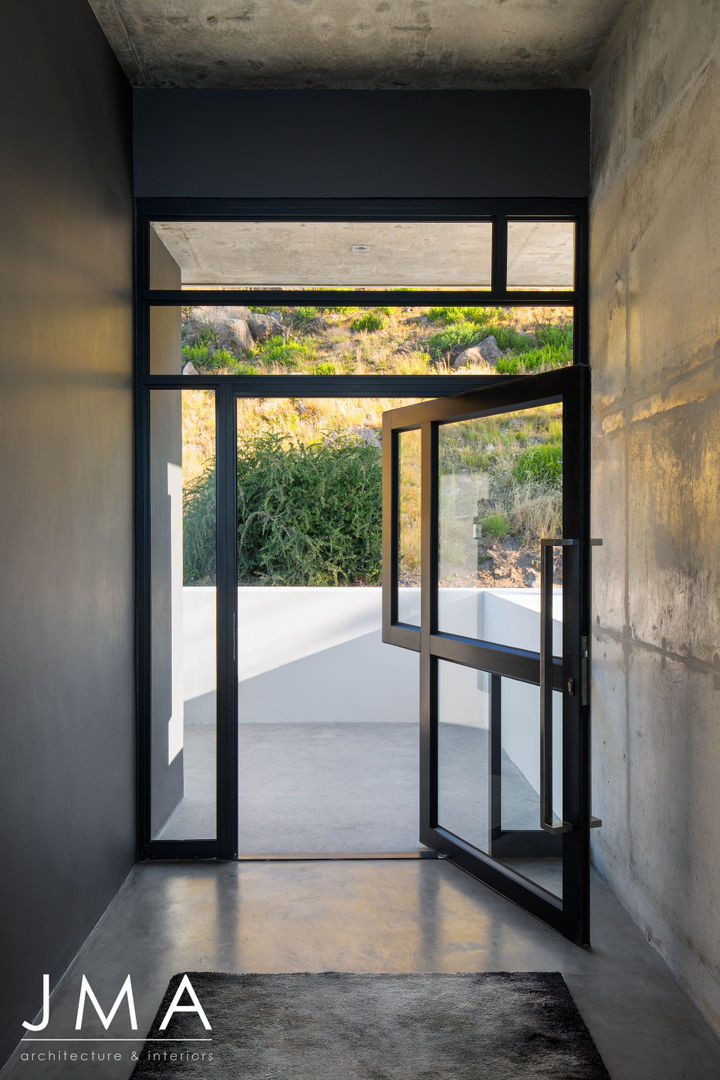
{"left": 540, "top": 538, "right": 574, "bottom": 835}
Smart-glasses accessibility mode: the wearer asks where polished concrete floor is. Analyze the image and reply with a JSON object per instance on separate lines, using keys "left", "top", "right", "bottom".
{"left": 158, "top": 722, "right": 547, "bottom": 857}
{"left": 4, "top": 861, "right": 720, "bottom": 1079}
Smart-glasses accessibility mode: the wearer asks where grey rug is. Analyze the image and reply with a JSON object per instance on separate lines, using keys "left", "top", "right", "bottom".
{"left": 132, "top": 972, "right": 611, "bottom": 1079}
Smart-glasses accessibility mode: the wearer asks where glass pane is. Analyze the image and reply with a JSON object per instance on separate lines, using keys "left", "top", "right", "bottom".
{"left": 507, "top": 221, "right": 575, "bottom": 291}
{"left": 437, "top": 661, "right": 490, "bottom": 848}
{"left": 236, "top": 399, "right": 420, "bottom": 854}
{"left": 437, "top": 401, "right": 563, "bottom": 655}
{"left": 153, "top": 304, "right": 573, "bottom": 377}
{"left": 150, "top": 220, "right": 492, "bottom": 288}
{"left": 150, "top": 389, "right": 216, "bottom": 840}
{"left": 397, "top": 429, "right": 421, "bottom": 625}
{"left": 497, "top": 679, "right": 563, "bottom": 898}
{"left": 437, "top": 661, "right": 563, "bottom": 899}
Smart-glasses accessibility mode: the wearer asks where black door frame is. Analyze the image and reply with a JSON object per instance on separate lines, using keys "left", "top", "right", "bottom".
{"left": 134, "top": 197, "right": 588, "bottom": 863}
{"left": 382, "top": 366, "right": 591, "bottom": 944}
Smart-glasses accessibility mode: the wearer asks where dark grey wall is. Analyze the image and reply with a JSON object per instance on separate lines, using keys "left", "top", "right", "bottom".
{"left": 0, "top": 0, "right": 134, "bottom": 1066}
{"left": 134, "top": 89, "right": 590, "bottom": 198}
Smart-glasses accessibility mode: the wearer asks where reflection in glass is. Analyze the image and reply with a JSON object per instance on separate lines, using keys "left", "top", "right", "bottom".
{"left": 436, "top": 661, "right": 563, "bottom": 899}
{"left": 498, "top": 679, "right": 563, "bottom": 898}
{"left": 507, "top": 221, "right": 575, "bottom": 291}
{"left": 150, "top": 389, "right": 217, "bottom": 840}
{"left": 437, "top": 661, "right": 490, "bottom": 849}
{"left": 397, "top": 429, "right": 421, "bottom": 625}
{"left": 437, "top": 403, "right": 563, "bottom": 654}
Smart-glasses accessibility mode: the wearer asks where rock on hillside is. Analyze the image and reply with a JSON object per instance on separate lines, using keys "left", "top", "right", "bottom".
{"left": 248, "top": 312, "right": 282, "bottom": 341}
{"left": 452, "top": 335, "right": 502, "bottom": 368}
{"left": 183, "top": 306, "right": 254, "bottom": 352}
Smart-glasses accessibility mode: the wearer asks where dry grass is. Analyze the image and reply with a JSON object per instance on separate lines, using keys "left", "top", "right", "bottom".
{"left": 181, "top": 389, "right": 216, "bottom": 486}
{"left": 511, "top": 483, "right": 563, "bottom": 542}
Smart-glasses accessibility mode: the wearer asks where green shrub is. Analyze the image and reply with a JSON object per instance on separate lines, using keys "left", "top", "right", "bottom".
{"left": 496, "top": 343, "right": 571, "bottom": 375}
{"left": 535, "top": 322, "right": 573, "bottom": 349}
{"left": 479, "top": 511, "right": 511, "bottom": 540}
{"left": 491, "top": 326, "right": 536, "bottom": 353}
{"left": 426, "top": 307, "right": 454, "bottom": 324}
{"left": 352, "top": 311, "right": 385, "bottom": 332}
{"left": 513, "top": 442, "right": 563, "bottom": 487}
{"left": 253, "top": 335, "right": 316, "bottom": 370}
{"left": 231, "top": 362, "right": 260, "bottom": 375}
{"left": 313, "top": 362, "right": 336, "bottom": 375}
{"left": 426, "top": 321, "right": 486, "bottom": 358}
{"left": 494, "top": 322, "right": 573, "bottom": 374}
{"left": 197, "top": 326, "right": 220, "bottom": 348}
{"left": 183, "top": 432, "right": 382, "bottom": 586}
{"left": 182, "top": 343, "right": 244, "bottom": 372}
{"left": 426, "top": 306, "right": 501, "bottom": 326}
{"left": 182, "top": 343, "right": 212, "bottom": 368}
{"left": 211, "top": 347, "right": 236, "bottom": 369}
{"left": 182, "top": 468, "right": 217, "bottom": 584}
{"left": 496, "top": 355, "right": 525, "bottom": 375}
{"left": 293, "top": 306, "right": 320, "bottom": 327}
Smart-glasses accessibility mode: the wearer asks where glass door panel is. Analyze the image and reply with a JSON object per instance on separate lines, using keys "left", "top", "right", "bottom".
{"left": 437, "top": 403, "right": 563, "bottom": 652}
{"left": 437, "top": 659, "right": 490, "bottom": 848}
{"left": 437, "top": 663, "right": 563, "bottom": 899}
{"left": 382, "top": 365, "right": 591, "bottom": 944}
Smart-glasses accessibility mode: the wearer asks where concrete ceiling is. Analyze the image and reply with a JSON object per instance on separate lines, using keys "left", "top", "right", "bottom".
{"left": 153, "top": 220, "right": 493, "bottom": 286}
{"left": 88, "top": 1, "right": 624, "bottom": 90}
{"left": 152, "top": 219, "right": 574, "bottom": 287}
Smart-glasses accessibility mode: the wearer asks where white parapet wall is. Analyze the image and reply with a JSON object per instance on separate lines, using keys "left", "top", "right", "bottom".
{"left": 181, "top": 585, "right": 561, "bottom": 798}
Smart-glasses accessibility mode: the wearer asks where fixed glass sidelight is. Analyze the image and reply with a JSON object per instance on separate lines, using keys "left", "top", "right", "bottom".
{"left": 149, "top": 389, "right": 217, "bottom": 842}
{"left": 382, "top": 366, "right": 594, "bottom": 944}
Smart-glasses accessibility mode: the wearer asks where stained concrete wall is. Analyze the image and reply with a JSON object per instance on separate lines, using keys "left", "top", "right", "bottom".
{"left": 0, "top": 0, "right": 133, "bottom": 1066}
{"left": 589, "top": 0, "right": 720, "bottom": 1034}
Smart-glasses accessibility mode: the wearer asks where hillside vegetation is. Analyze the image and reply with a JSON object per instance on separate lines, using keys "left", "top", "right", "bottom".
{"left": 180, "top": 304, "right": 569, "bottom": 587}
{"left": 180, "top": 302, "right": 573, "bottom": 380}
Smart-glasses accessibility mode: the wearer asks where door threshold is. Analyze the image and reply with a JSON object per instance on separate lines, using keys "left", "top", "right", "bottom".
{"left": 235, "top": 851, "right": 440, "bottom": 861}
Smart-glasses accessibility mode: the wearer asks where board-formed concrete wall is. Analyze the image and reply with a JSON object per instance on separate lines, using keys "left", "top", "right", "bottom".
{"left": 589, "top": 0, "right": 720, "bottom": 1034}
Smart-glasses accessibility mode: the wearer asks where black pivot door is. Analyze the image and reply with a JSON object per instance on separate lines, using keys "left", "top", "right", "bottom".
{"left": 382, "top": 365, "right": 595, "bottom": 944}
